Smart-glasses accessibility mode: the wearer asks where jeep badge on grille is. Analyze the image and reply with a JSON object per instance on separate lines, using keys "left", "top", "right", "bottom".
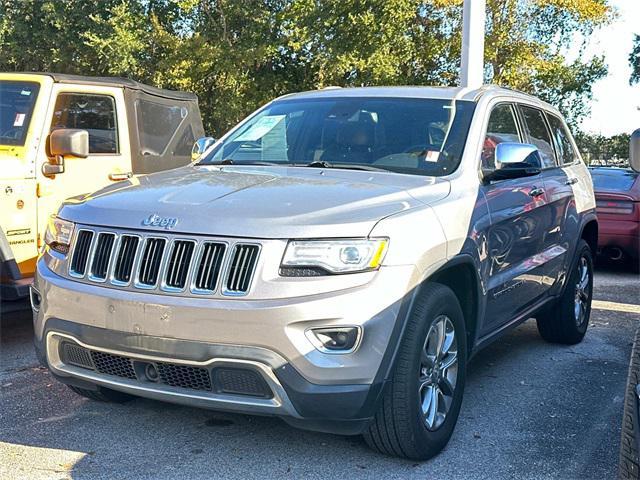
{"left": 142, "top": 214, "right": 178, "bottom": 229}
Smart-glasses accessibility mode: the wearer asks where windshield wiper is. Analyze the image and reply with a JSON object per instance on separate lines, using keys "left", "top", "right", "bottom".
{"left": 305, "top": 160, "right": 388, "bottom": 172}
{"left": 306, "top": 160, "right": 333, "bottom": 168}
{"left": 210, "top": 159, "right": 283, "bottom": 166}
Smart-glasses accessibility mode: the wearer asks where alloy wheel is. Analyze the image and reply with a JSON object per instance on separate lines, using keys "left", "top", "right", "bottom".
{"left": 418, "top": 315, "right": 458, "bottom": 431}
{"left": 574, "top": 256, "right": 590, "bottom": 326}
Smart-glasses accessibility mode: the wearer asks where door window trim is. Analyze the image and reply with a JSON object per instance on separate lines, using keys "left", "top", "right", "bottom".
{"left": 515, "top": 103, "right": 559, "bottom": 171}
{"left": 478, "top": 101, "right": 524, "bottom": 178}
{"left": 544, "top": 111, "right": 580, "bottom": 167}
{"left": 49, "top": 91, "right": 121, "bottom": 156}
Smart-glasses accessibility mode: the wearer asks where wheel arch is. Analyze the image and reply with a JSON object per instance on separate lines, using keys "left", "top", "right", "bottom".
{"left": 427, "top": 255, "right": 482, "bottom": 356}
{"left": 580, "top": 217, "right": 598, "bottom": 256}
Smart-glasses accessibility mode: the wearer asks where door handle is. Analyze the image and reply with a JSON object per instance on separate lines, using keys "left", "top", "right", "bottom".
{"left": 109, "top": 172, "right": 133, "bottom": 181}
{"left": 529, "top": 187, "right": 545, "bottom": 198}
{"left": 565, "top": 177, "right": 578, "bottom": 185}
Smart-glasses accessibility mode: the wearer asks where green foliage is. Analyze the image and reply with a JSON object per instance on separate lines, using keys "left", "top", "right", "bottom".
{"left": 0, "top": 0, "right": 613, "bottom": 136}
{"left": 631, "top": 34, "right": 640, "bottom": 85}
{"left": 575, "top": 131, "right": 631, "bottom": 162}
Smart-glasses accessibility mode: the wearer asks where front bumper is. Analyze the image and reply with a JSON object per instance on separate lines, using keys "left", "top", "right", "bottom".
{"left": 33, "top": 256, "right": 417, "bottom": 434}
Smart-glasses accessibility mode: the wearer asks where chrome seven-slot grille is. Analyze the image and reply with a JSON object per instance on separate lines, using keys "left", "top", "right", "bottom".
{"left": 68, "top": 227, "right": 260, "bottom": 296}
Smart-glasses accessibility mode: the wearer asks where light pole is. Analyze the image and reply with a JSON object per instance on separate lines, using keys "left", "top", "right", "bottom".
{"left": 460, "top": 0, "right": 487, "bottom": 89}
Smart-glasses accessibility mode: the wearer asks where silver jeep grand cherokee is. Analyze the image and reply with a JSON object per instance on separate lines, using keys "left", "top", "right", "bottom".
{"left": 32, "top": 86, "right": 597, "bottom": 460}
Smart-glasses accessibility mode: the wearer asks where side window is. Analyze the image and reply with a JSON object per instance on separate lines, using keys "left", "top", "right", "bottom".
{"left": 50, "top": 93, "right": 118, "bottom": 154}
{"left": 547, "top": 114, "right": 577, "bottom": 165}
{"left": 482, "top": 103, "right": 520, "bottom": 169}
{"left": 519, "top": 105, "right": 556, "bottom": 168}
{"left": 173, "top": 126, "right": 196, "bottom": 156}
{"left": 136, "top": 99, "right": 186, "bottom": 156}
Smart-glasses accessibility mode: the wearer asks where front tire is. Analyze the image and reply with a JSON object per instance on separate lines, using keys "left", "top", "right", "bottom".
{"left": 364, "top": 282, "right": 467, "bottom": 460}
{"left": 536, "top": 239, "right": 593, "bottom": 345}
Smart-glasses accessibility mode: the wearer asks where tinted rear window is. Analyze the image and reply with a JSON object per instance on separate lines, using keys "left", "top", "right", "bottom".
{"left": 590, "top": 168, "right": 638, "bottom": 191}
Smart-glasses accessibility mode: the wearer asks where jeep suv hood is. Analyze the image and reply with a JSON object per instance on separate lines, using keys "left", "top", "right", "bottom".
{"left": 59, "top": 165, "right": 450, "bottom": 238}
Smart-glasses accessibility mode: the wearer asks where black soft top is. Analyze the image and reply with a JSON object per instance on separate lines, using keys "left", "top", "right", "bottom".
{"left": 21, "top": 72, "right": 197, "bottom": 101}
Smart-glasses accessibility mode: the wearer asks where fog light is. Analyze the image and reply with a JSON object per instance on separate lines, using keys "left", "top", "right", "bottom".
{"left": 145, "top": 363, "right": 159, "bottom": 382}
{"left": 307, "top": 327, "right": 360, "bottom": 353}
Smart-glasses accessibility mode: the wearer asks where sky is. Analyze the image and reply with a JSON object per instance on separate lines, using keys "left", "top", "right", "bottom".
{"left": 577, "top": 0, "right": 640, "bottom": 136}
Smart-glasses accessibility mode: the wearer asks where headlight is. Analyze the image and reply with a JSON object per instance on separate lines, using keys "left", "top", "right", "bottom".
{"left": 280, "top": 238, "right": 388, "bottom": 275}
{"left": 44, "top": 216, "right": 75, "bottom": 255}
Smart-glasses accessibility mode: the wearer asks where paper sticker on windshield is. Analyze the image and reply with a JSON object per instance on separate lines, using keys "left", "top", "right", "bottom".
{"left": 235, "top": 115, "right": 286, "bottom": 142}
{"left": 425, "top": 151, "right": 440, "bottom": 162}
{"left": 20, "top": 90, "right": 31, "bottom": 96}
{"left": 13, "top": 113, "right": 25, "bottom": 127}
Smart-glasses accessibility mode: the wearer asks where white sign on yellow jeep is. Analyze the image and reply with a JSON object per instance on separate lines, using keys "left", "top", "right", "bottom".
{"left": 0, "top": 72, "right": 204, "bottom": 300}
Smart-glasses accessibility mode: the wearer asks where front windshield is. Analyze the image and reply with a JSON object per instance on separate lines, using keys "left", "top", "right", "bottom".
{"left": 0, "top": 81, "right": 40, "bottom": 146}
{"left": 200, "top": 97, "right": 476, "bottom": 176}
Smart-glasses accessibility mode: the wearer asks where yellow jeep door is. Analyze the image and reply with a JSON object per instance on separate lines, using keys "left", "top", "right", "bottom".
{"left": 37, "top": 84, "right": 132, "bottom": 243}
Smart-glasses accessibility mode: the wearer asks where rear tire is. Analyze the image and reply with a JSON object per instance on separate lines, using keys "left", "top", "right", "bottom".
{"left": 364, "top": 282, "right": 467, "bottom": 460}
{"left": 536, "top": 239, "right": 593, "bottom": 345}
{"left": 68, "top": 385, "right": 136, "bottom": 403}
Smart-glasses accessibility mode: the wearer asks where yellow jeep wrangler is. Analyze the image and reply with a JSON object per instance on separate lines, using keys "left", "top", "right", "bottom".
{"left": 0, "top": 72, "right": 204, "bottom": 301}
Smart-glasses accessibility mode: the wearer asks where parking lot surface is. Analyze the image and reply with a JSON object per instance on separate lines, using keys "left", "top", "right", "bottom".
{"left": 1, "top": 266, "right": 638, "bottom": 479}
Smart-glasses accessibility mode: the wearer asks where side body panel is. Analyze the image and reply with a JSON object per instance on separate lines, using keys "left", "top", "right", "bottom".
{"left": 480, "top": 173, "right": 552, "bottom": 332}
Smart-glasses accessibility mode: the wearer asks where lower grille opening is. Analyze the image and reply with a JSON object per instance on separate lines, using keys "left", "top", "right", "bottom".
{"left": 59, "top": 342, "right": 273, "bottom": 399}
{"left": 212, "top": 367, "right": 273, "bottom": 398}
{"left": 61, "top": 342, "right": 94, "bottom": 369}
{"left": 91, "top": 350, "right": 137, "bottom": 379}
{"left": 155, "top": 363, "right": 212, "bottom": 391}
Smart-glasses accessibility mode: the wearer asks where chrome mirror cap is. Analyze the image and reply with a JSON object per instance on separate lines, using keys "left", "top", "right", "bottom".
{"left": 495, "top": 142, "right": 542, "bottom": 169}
{"left": 192, "top": 137, "right": 216, "bottom": 161}
{"left": 483, "top": 142, "right": 543, "bottom": 182}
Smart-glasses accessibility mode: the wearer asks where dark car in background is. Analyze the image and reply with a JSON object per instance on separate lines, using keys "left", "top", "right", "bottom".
{"left": 589, "top": 167, "right": 640, "bottom": 264}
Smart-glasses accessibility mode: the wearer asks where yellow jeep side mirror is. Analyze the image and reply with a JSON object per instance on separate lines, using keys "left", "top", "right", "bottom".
{"left": 49, "top": 129, "right": 89, "bottom": 158}
{"left": 44, "top": 129, "right": 90, "bottom": 177}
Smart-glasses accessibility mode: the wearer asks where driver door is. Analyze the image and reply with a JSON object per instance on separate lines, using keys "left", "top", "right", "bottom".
{"left": 479, "top": 102, "right": 550, "bottom": 333}
{"left": 36, "top": 84, "right": 132, "bottom": 237}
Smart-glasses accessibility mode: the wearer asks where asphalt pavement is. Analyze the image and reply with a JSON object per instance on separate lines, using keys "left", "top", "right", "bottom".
{"left": 0, "top": 264, "right": 638, "bottom": 479}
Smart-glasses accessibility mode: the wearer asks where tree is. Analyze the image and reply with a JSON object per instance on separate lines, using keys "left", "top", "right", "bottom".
{"left": 575, "top": 131, "right": 631, "bottom": 163}
{"left": 278, "top": 0, "right": 611, "bottom": 128}
{"left": 630, "top": 34, "right": 640, "bottom": 85}
{"left": 0, "top": 0, "right": 613, "bottom": 136}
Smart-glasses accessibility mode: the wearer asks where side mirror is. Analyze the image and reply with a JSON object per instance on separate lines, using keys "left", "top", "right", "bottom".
{"left": 484, "top": 142, "right": 543, "bottom": 182}
{"left": 49, "top": 129, "right": 89, "bottom": 158}
{"left": 630, "top": 129, "right": 640, "bottom": 173}
{"left": 192, "top": 137, "right": 216, "bottom": 161}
